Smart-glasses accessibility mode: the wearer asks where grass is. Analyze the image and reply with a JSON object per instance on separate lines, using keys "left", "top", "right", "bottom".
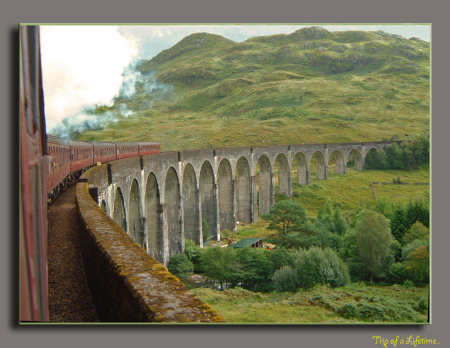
{"left": 290, "top": 165, "right": 429, "bottom": 217}
{"left": 192, "top": 283, "right": 428, "bottom": 323}
{"left": 63, "top": 28, "right": 429, "bottom": 151}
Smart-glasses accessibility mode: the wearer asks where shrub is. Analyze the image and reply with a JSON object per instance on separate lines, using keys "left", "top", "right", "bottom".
{"left": 237, "top": 247, "right": 274, "bottom": 292}
{"left": 405, "top": 245, "right": 429, "bottom": 283}
{"left": 337, "top": 303, "right": 359, "bottom": 319}
{"left": 293, "top": 247, "right": 350, "bottom": 290}
{"left": 184, "top": 239, "right": 204, "bottom": 273}
{"left": 417, "top": 298, "right": 428, "bottom": 314}
{"left": 202, "top": 217, "right": 211, "bottom": 243}
{"left": 402, "top": 221, "right": 429, "bottom": 244}
{"left": 358, "top": 304, "right": 388, "bottom": 321}
{"left": 272, "top": 266, "right": 298, "bottom": 292}
{"left": 221, "top": 229, "right": 233, "bottom": 239}
{"left": 387, "top": 262, "right": 409, "bottom": 285}
{"left": 403, "top": 279, "right": 415, "bottom": 289}
{"left": 200, "top": 246, "right": 242, "bottom": 290}
{"left": 168, "top": 253, "right": 194, "bottom": 278}
{"left": 402, "top": 239, "right": 429, "bottom": 261}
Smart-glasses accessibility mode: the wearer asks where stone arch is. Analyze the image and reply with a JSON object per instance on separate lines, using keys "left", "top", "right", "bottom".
{"left": 199, "top": 161, "right": 217, "bottom": 240}
{"left": 293, "top": 152, "right": 309, "bottom": 185}
{"left": 218, "top": 159, "right": 235, "bottom": 232}
{"left": 274, "top": 153, "right": 291, "bottom": 196}
{"left": 165, "top": 167, "right": 182, "bottom": 257}
{"left": 329, "top": 150, "right": 346, "bottom": 175}
{"left": 112, "top": 187, "right": 127, "bottom": 232}
{"left": 310, "top": 151, "right": 326, "bottom": 180}
{"left": 129, "top": 179, "right": 144, "bottom": 248}
{"left": 235, "top": 156, "right": 252, "bottom": 224}
{"left": 347, "top": 149, "right": 364, "bottom": 171}
{"left": 145, "top": 172, "right": 163, "bottom": 261}
{"left": 363, "top": 147, "right": 385, "bottom": 170}
{"left": 182, "top": 164, "right": 201, "bottom": 245}
{"left": 256, "top": 154, "right": 273, "bottom": 215}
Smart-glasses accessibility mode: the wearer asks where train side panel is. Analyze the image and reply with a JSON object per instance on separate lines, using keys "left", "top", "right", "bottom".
{"left": 138, "top": 142, "right": 161, "bottom": 156}
{"left": 92, "top": 142, "right": 117, "bottom": 164}
{"left": 20, "top": 25, "right": 49, "bottom": 322}
{"left": 47, "top": 136, "right": 71, "bottom": 193}
{"left": 115, "top": 142, "right": 139, "bottom": 160}
{"left": 70, "top": 140, "right": 94, "bottom": 173}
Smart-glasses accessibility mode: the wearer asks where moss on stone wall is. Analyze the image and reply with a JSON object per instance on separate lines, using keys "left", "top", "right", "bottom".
{"left": 76, "top": 180, "right": 224, "bottom": 323}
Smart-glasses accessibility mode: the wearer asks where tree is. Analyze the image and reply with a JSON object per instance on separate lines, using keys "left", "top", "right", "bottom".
{"left": 272, "top": 266, "right": 298, "bottom": 292}
{"left": 402, "top": 239, "right": 429, "bottom": 261}
{"left": 236, "top": 247, "right": 274, "bottom": 292}
{"left": 355, "top": 210, "right": 393, "bottom": 282}
{"left": 405, "top": 199, "right": 429, "bottom": 229}
{"left": 262, "top": 199, "right": 307, "bottom": 236}
{"left": 402, "top": 221, "right": 429, "bottom": 244}
{"left": 385, "top": 142, "right": 403, "bottom": 169}
{"left": 267, "top": 246, "right": 294, "bottom": 271}
{"left": 317, "top": 199, "right": 348, "bottom": 236}
{"left": 390, "top": 205, "right": 407, "bottom": 242}
{"left": 364, "top": 148, "right": 387, "bottom": 170}
{"left": 184, "top": 239, "right": 204, "bottom": 272}
{"left": 168, "top": 253, "right": 194, "bottom": 279}
{"left": 200, "top": 246, "right": 242, "bottom": 290}
{"left": 263, "top": 199, "right": 312, "bottom": 249}
{"left": 405, "top": 245, "right": 429, "bottom": 283}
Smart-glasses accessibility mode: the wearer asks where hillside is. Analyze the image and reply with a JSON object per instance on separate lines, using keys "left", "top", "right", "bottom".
{"left": 71, "top": 27, "right": 430, "bottom": 150}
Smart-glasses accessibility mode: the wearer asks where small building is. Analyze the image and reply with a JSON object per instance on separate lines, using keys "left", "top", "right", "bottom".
{"left": 230, "top": 238, "right": 263, "bottom": 248}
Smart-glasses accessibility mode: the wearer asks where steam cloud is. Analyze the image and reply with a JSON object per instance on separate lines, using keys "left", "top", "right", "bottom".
{"left": 49, "top": 62, "right": 175, "bottom": 140}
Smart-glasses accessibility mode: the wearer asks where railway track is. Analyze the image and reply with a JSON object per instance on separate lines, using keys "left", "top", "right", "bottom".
{"left": 47, "top": 184, "right": 98, "bottom": 322}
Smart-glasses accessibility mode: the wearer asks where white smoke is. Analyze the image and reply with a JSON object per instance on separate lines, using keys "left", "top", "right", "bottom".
{"left": 48, "top": 62, "right": 175, "bottom": 139}
{"left": 49, "top": 105, "right": 134, "bottom": 140}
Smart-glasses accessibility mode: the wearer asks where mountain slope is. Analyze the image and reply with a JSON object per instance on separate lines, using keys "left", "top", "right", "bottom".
{"left": 72, "top": 27, "right": 430, "bottom": 151}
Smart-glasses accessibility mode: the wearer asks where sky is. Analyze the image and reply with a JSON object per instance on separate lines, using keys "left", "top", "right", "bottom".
{"left": 40, "top": 24, "right": 431, "bottom": 132}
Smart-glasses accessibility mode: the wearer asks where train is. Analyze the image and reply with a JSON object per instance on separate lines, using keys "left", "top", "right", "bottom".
{"left": 20, "top": 25, "right": 161, "bottom": 322}
{"left": 46, "top": 136, "right": 161, "bottom": 200}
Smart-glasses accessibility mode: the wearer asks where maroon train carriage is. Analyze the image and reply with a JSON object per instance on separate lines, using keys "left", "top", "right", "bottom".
{"left": 91, "top": 141, "right": 117, "bottom": 164}
{"left": 47, "top": 135, "right": 71, "bottom": 196}
{"left": 138, "top": 142, "right": 161, "bottom": 156}
{"left": 69, "top": 140, "right": 94, "bottom": 175}
{"left": 114, "top": 142, "right": 139, "bottom": 160}
{"left": 20, "top": 25, "right": 49, "bottom": 322}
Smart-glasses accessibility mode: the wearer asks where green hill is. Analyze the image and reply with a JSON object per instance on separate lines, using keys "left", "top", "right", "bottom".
{"left": 72, "top": 27, "right": 430, "bottom": 150}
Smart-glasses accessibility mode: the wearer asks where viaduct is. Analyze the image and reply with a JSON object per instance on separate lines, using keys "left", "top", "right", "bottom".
{"left": 83, "top": 141, "right": 393, "bottom": 267}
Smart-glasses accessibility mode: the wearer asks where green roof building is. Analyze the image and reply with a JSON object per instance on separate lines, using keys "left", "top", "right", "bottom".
{"left": 230, "top": 238, "right": 263, "bottom": 248}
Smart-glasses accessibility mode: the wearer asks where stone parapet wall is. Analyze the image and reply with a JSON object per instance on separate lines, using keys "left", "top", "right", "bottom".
{"left": 75, "top": 180, "right": 224, "bottom": 323}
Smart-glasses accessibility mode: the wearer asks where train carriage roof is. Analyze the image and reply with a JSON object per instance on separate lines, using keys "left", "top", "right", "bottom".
{"left": 47, "top": 135, "right": 70, "bottom": 146}
{"left": 67, "top": 140, "right": 94, "bottom": 148}
{"left": 89, "top": 142, "right": 116, "bottom": 148}
{"left": 137, "top": 142, "right": 160, "bottom": 146}
{"left": 111, "top": 142, "right": 139, "bottom": 147}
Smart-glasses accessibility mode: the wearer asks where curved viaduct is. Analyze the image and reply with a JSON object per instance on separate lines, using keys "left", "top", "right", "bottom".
{"left": 86, "top": 141, "right": 393, "bottom": 266}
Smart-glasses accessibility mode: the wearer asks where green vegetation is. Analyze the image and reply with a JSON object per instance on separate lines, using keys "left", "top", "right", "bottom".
{"left": 59, "top": 27, "right": 429, "bottom": 150}
{"left": 355, "top": 211, "right": 392, "bottom": 282}
{"left": 173, "top": 165, "right": 430, "bottom": 323}
{"left": 191, "top": 284, "right": 428, "bottom": 323}
{"left": 365, "top": 136, "right": 429, "bottom": 171}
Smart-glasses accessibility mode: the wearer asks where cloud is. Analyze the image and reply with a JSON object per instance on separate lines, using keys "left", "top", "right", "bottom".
{"left": 40, "top": 25, "right": 138, "bottom": 130}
